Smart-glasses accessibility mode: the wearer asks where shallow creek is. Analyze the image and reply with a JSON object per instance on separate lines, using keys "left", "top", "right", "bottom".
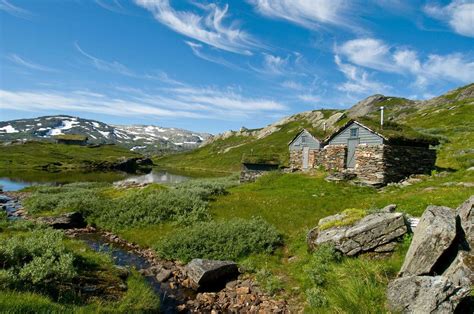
{"left": 1, "top": 193, "right": 194, "bottom": 313}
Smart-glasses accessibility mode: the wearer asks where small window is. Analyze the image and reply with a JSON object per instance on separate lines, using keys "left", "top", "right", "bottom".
{"left": 350, "top": 128, "right": 358, "bottom": 138}
{"left": 301, "top": 135, "right": 307, "bottom": 143}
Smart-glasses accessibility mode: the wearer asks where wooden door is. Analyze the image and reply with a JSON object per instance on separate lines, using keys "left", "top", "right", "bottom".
{"left": 302, "top": 146, "right": 310, "bottom": 170}
{"left": 346, "top": 138, "right": 359, "bottom": 168}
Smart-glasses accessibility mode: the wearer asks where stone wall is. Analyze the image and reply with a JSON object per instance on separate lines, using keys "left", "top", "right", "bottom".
{"left": 289, "top": 149, "right": 320, "bottom": 170}
{"left": 320, "top": 145, "right": 346, "bottom": 172}
{"left": 383, "top": 145, "right": 436, "bottom": 183}
{"left": 240, "top": 163, "right": 279, "bottom": 183}
{"left": 354, "top": 144, "right": 385, "bottom": 184}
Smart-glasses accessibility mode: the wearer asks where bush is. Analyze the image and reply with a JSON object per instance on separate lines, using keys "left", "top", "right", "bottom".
{"left": 156, "top": 217, "right": 282, "bottom": 262}
{"left": 175, "top": 176, "right": 239, "bottom": 200}
{"left": 0, "top": 229, "right": 76, "bottom": 289}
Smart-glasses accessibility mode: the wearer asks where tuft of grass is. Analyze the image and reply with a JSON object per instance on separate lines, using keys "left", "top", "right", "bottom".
{"left": 318, "top": 208, "right": 367, "bottom": 231}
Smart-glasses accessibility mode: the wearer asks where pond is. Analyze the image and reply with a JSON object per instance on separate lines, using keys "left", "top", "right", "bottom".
{"left": 0, "top": 169, "right": 191, "bottom": 192}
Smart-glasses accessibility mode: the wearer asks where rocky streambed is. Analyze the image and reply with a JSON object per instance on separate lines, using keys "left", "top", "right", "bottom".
{"left": 1, "top": 192, "right": 291, "bottom": 313}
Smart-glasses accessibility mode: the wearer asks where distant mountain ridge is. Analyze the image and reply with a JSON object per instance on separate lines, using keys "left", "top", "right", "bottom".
{"left": 0, "top": 115, "right": 211, "bottom": 154}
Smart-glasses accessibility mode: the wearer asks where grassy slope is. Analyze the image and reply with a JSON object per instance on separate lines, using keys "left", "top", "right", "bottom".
{"left": 0, "top": 141, "right": 139, "bottom": 170}
{"left": 157, "top": 84, "right": 474, "bottom": 172}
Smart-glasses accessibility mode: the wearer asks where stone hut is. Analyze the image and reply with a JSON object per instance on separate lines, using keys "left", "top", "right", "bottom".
{"left": 240, "top": 154, "right": 280, "bottom": 183}
{"left": 288, "top": 129, "right": 323, "bottom": 171}
{"left": 54, "top": 134, "right": 88, "bottom": 146}
{"left": 322, "top": 119, "right": 438, "bottom": 185}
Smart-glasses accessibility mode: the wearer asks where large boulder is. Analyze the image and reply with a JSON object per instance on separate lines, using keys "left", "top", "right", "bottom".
{"left": 387, "top": 275, "right": 470, "bottom": 313}
{"left": 457, "top": 196, "right": 474, "bottom": 249}
{"left": 186, "top": 259, "right": 239, "bottom": 291}
{"left": 36, "top": 212, "right": 86, "bottom": 229}
{"left": 307, "top": 212, "right": 408, "bottom": 256}
{"left": 443, "top": 251, "right": 474, "bottom": 287}
{"left": 399, "top": 206, "right": 457, "bottom": 276}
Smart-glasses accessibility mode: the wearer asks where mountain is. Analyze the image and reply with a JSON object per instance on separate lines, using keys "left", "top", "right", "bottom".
{"left": 157, "top": 83, "right": 474, "bottom": 172}
{"left": 0, "top": 115, "right": 211, "bottom": 155}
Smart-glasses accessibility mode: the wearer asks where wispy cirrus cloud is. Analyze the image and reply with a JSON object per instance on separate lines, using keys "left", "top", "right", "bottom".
{"left": 248, "top": 0, "right": 353, "bottom": 30}
{"left": 0, "top": 82, "right": 287, "bottom": 121}
{"left": 0, "top": 0, "right": 31, "bottom": 19}
{"left": 334, "top": 55, "right": 388, "bottom": 94}
{"left": 95, "top": 0, "right": 126, "bottom": 14}
{"left": 185, "top": 41, "right": 245, "bottom": 71}
{"left": 336, "top": 37, "right": 474, "bottom": 88}
{"left": 424, "top": 0, "right": 474, "bottom": 38}
{"left": 7, "top": 54, "right": 58, "bottom": 72}
{"left": 133, "top": 0, "right": 260, "bottom": 55}
{"left": 74, "top": 42, "right": 136, "bottom": 77}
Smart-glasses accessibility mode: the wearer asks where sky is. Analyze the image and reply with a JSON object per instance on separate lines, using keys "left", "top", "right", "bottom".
{"left": 0, "top": 0, "right": 473, "bottom": 134}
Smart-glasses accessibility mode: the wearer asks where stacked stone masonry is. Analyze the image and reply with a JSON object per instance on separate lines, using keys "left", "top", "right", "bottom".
{"left": 289, "top": 144, "right": 436, "bottom": 185}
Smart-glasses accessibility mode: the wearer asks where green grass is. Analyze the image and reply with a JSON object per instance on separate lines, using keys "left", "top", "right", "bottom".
{"left": 0, "top": 141, "right": 139, "bottom": 170}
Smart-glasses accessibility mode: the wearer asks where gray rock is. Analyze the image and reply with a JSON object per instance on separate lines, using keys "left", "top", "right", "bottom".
{"left": 457, "top": 196, "right": 474, "bottom": 249}
{"left": 387, "top": 275, "right": 470, "bottom": 314}
{"left": 36, "top": 212, "right": 86, "bottom": 229}
{"left": 399, "top": 206, "right": 457, "bottom": 276}
{"left": 156, "top": 269, "right": 172, "bottom": 282}
{"left": 0, "top": 195, "right": 11, "bottom": 204}
{"left": 443, "top": 251, "right": 474, "bottom": 287}
{"left": 380, "top": 204, "right": 397, "bottom": 213}
{"left": 308, "top": 212, "right": 408, "bottom": 256}
{"left": 186, "top": 259, "right": 239, "bottom": 291}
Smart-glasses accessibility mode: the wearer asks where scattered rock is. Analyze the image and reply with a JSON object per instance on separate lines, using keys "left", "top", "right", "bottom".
{"left": 380, "top": 204, "right": 397, "bottom": 213}
{"left": 325, "top": 171, "right": 356, "bottom": 182}
{"left": 156, "top": 269, "right": 172, "bottom": 282}
{"left": 0, "top": 195, "right": 11, "bottom": 204}
{"left": 186, "top": 259, "right": 239, "bottom": 291}
{"left": 387, "top": 275, "right": 470, "bottom": 314}
{"left": 36, "top": 212, "right": 86, "bottom": 229}
{"left": 308, "top": 211, "right": 408, "bottom": 255}
{"left": 399, "top": 206, "right": 457, "bottom": 276}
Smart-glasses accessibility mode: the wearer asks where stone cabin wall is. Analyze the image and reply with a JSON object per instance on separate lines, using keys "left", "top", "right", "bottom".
{"left": 289, "top": 149, "right": 320, "bottom": 170}
{"left": 320, "top": 145, "right": 346, "bottom": 172}
{"left": 353, "top": 144, "right": 385, "bottom": 184}
{"left": 383, "top": 145, "right": 436, "bottom": 183}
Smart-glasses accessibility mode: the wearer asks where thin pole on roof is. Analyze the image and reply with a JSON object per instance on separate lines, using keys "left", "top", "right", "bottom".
{"left": 380, "top": 106, "right": 384, "bottom": 128}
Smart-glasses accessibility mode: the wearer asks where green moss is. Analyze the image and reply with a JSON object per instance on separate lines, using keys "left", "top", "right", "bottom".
{"left": 318, "top": 208, "right": 367, "bottom": 231}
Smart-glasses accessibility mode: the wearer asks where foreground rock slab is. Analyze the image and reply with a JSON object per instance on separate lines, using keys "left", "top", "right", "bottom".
{"left": 308, "top": 211, "right": 408, "bottom": 255}
{"left": 37, "top": 212, "right": 86, "bottom": 229}
{"left": 186, "top": 259, "right": 239, "bottom": 291}
{"left": 387, "top": 275, "right": 470, "bottom": 313}
{"left": 399, "top": 206, "right": 457, "bottom": 276}
{"left": 457, "top": 196, "right": 474, "bottom": 249}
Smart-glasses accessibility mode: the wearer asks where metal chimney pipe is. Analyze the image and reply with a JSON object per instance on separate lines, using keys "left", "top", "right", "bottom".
{"left": 323, "top": 122, "right": 327, "bottom": 132}
{"left": 380, "top": 106, "right": 384, "bottom": 128}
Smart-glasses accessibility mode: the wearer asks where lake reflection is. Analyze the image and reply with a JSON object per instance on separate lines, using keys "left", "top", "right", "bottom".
{"left": 116, "top": 170, "right": 190, "bottom": 185}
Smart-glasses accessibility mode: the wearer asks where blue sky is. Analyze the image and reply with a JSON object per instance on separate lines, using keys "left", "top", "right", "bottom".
{"left": 0, "top": 0, "right": 473, "bottom": 133}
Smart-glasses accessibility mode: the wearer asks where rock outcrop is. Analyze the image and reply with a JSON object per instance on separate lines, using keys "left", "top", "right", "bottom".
{"left": 186, "top": 259, "right": 239, "bottom": 291}
{"left": 37, "top": 212, "right": 86, "bottom": 229}
{"left": 307, "top": 210, "right": 408, "bottom": 255}
{"left": 387, "top": 275, "right": 470, "bottom": 313}
{"left": 387, "top": 196, "right": 473, "bottom": 313}
{"left": 458, "top": 196, "right": 473, "bottom": 249}
{"left": 399, "top": 206, "right": 457, "bottom": 276}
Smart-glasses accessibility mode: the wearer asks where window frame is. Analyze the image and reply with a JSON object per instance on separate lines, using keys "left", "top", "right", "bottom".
{"left": 350, "top": 128, "right": 358, "bottom": 138}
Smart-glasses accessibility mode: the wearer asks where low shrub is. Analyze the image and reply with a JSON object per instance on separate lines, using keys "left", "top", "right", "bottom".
{"left": 256, "top": 268, "right": 284, "bottom": 295}
{"left": 175, "top": 176, "right": 239, "bottom": 200}
{"left": 155, "top": 217, "right": 282, "bottom": 262}
{"left": 0, "top": 229, "right": 76, "bottom": 289}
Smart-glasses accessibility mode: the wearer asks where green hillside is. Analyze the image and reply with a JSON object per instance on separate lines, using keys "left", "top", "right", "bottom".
{"left": 157, "top": 84, "right": 474, "bottom": 172}
{"left": 0, "top": 141, "right": 140, "bottom": 170}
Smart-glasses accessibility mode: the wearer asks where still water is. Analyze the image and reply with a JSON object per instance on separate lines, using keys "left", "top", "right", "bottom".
{"left": 0, "top": 169, "right": 190, "bottom": 192}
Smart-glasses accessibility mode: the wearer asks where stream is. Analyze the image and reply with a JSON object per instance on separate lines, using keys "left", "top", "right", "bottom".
{"left": 1, "top": 193, "right": 194, "bottom": 313}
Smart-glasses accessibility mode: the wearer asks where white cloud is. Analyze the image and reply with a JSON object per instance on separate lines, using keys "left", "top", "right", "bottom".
{"left": 334, "top": 55, "right": 388, "bottom": 94}
{"left": 185, "top": 41, "right": 244, "bottom": 70}
{"left": 74, "top": 42, "right": 136, "bottom": 77}
{"left": 336, "top": 37, "right": 474, "bottom": 87}
{"left": 248, "top": 0, "right": 351, "bottom": 29}
{"left": 0, "top": 84, "right": 287, "bottom": 121}
{"left": 95, "top": 0, "right": 126, "bottom": 14}
{"left": 0, "top": 0, "right": 31, "bottom": 19}
{"left": 424, "top": 0, "right": 474, "bottom": 37}
{"left": 134, "top": 0, "right": 259, "bottom": 55}
{"left": 7, "top": 54, "right": 57, "bottom": 72}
